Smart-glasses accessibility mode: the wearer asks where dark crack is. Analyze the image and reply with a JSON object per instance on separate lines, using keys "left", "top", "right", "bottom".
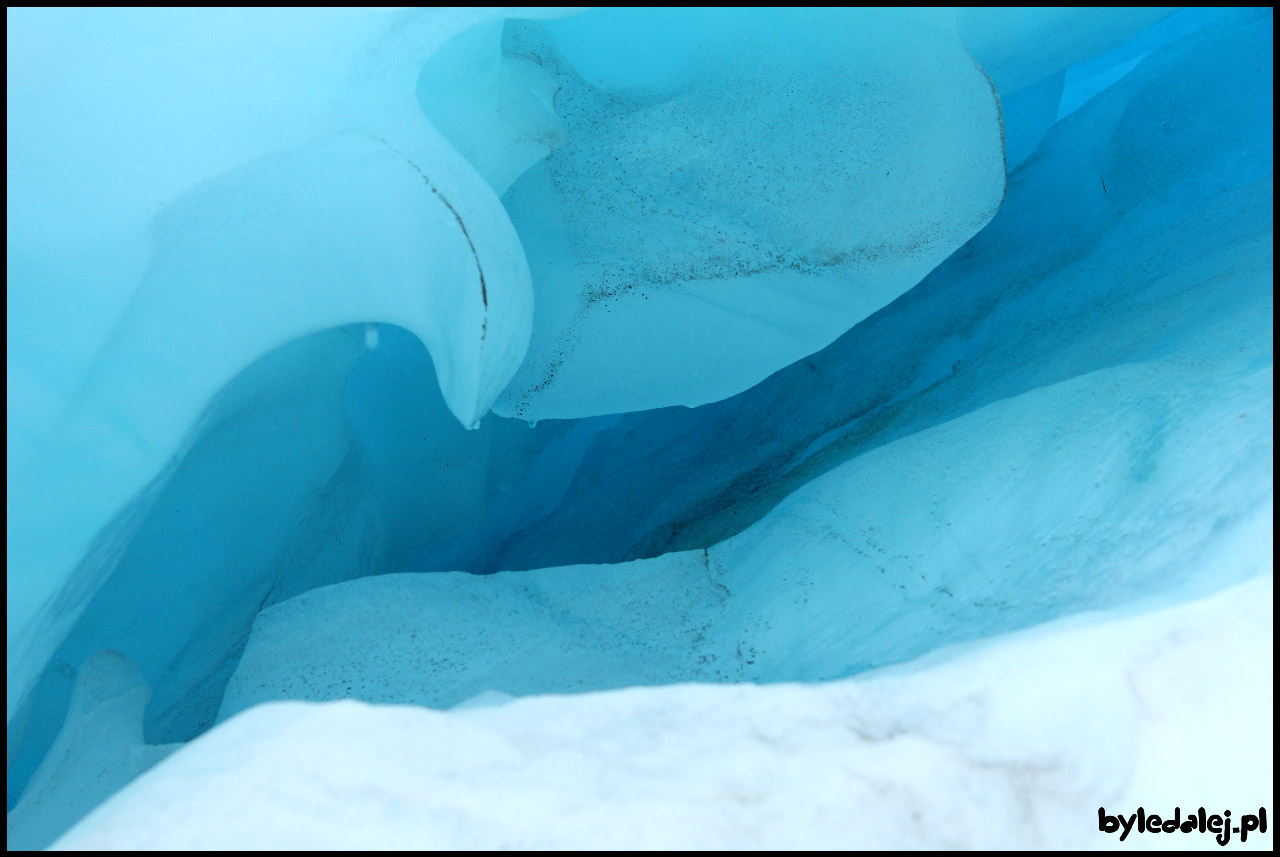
{"left": 371, "top": 136, "right": 489, "bottom": 340}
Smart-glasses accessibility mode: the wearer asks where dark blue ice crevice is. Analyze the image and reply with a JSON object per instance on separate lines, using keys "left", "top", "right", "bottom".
{"left": 408, "top": 7, "right": 1272, "bottom": 576}
{"left": 218, "top": 0, "right": 1275, "bottom": 720}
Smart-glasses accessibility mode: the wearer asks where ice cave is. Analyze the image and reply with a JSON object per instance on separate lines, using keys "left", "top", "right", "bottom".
{"left": 6, "top": 6, "right": 1274, "bottom": 850}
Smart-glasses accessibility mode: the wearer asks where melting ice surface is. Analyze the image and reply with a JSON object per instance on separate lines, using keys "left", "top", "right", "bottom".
{"left": 5, "top": 6, "right": 1273, "bottom": 850}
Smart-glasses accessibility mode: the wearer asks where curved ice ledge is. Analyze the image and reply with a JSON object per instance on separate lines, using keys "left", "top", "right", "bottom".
{"left": 6, "top": 7, "right": 565, "bottom": 727}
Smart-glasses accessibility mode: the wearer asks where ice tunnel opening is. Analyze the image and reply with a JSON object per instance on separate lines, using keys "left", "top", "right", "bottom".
{"left": 6, "top": 6, "right": 1273, "bottom": 850}
{"left": 14, "top": 7, "right": 1277, "bottom": 808}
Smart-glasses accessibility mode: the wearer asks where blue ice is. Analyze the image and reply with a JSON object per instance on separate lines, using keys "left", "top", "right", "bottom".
{"left": 6, "top": 6, "right": 1272, "bottom": 849}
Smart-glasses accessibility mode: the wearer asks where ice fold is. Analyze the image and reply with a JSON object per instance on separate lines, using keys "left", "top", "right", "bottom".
{"left": 6, "top": 8, "right": 561, "bottom": 723}
{"left": 486, "top": 7, "right": 1185, "bottom": 421}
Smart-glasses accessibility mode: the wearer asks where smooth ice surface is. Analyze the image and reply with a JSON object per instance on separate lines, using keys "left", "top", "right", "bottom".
{"left": 55, "top": 574, "right": 1274, "bottom": 850}
{"left": 958, "top": 7, "right": 1175, "bottom": 95}
{"left": 6, "top": 6, "right": 566, "bottom": 727}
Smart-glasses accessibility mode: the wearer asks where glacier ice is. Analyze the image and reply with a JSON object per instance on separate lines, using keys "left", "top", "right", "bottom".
{"left": 406, "top": 8, "right": 1273, "bottom": 575}
{"left": 957, "top": 7, "right": 1175, "bottom": 96}
{"left": 5, "top": 5, "right": 1274, "bottom": 850}
{"left": 6, "top": 7, "right": 551, "bottom": 729}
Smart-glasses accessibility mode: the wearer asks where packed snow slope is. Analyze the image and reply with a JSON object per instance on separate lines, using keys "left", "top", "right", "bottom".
{"left": 53, "top": 575, "right": 1275, "bottom": 849}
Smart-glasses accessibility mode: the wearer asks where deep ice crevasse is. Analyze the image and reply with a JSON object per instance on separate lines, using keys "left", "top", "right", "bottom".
{"left": 5, "top": 6, "right": 1189, "bottom": 729}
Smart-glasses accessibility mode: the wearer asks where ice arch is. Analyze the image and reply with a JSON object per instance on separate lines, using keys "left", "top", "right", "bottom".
{"left": 6, "top": 7, "right": 579, "bottom": 731}
{"left": 7, "top": 6, "right": 1192, "bottom": 729}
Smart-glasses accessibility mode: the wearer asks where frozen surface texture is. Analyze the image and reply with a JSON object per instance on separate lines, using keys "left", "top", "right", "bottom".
{"left": 7, "top": 652, "right": 177, "bottom": 850}
{"left": 56, "top": 575, "right": 1273, "bottom": 850}
{"left": 5, "top": 5, "right": 1273, "bottom": 850}
{"left": 494, "top": 8, "right": 1006, "bottom": 419}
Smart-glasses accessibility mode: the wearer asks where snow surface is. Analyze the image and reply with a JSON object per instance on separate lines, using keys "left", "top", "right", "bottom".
{"left": 6, "top": 653, "right": 178, "bottom": 850}
{"left": 53, "top": 574, "right": 1273, "bottom": 849}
